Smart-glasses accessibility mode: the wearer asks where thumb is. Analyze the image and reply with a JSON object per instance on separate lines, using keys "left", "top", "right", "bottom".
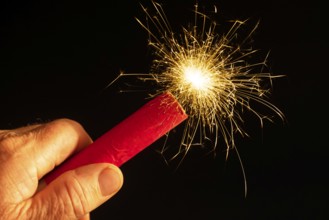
{"left": 29, "top": 163, "right": 123, "bottom": 220}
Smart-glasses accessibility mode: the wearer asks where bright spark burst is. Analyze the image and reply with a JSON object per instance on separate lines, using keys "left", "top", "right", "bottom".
{"left": 134, "top": 1, "right": 284, "bottom": 158}
{"left": 110, "top": 2, "right": 284, "bottom": 180}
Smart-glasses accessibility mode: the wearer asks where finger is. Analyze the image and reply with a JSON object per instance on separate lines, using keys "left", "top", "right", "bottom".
{"left": 1, "top": 119, "right": 92, "bottom": 180}
{"left": 29, "top": 163, "right": 123, "bottom": 220}
{"left": 28, "top": 118, "right": 93, "bottom": 179}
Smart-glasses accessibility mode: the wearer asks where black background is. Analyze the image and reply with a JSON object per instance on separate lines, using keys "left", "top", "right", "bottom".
{"left": 0, "top": 0, "right": 328, "bottom": 219}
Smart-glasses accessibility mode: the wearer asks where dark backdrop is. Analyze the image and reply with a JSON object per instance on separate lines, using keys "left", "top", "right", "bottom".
{"left": 1, "top": 0, "right": 328, "bottom": 219}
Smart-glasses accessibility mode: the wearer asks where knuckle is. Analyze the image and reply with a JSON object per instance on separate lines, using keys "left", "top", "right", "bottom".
{"left": 0, "top": 128, "right": 36, "bottom": 149}
{"left": 63, "top": 176, "right": 89, "bottom": 219}
{"left": 44, "top": 119, "right": 85, "bottom": 142}
{"left": 0, "top": 132, "right": 27, "bottom": 161}
{"left": 0, "top": 131, "right": 20, "bottom": 147}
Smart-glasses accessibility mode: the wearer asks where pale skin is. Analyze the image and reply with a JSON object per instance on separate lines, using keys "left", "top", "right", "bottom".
{"left": 0, "top": 119, "right": 123, "bottom": 220}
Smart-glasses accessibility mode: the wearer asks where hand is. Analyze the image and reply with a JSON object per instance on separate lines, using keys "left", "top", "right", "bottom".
{"left": 0, "top": 119, "right": 123, "bottom": 220}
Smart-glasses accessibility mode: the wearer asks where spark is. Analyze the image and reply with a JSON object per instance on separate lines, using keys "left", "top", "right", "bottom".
{"left": 111, "top": 2, "right": 284, "bottom": 191}
{"left": 134, "top": 2, "right": 284, "bottom": 156}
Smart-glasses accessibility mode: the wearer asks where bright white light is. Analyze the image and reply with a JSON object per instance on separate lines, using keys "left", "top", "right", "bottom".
{"left": 183, "top": 66, "right": 210, "bottom": 91}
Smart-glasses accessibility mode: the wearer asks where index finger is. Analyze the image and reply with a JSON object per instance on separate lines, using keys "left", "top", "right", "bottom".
{"left": 27, "top": 118, "right": 93, "bottom": 179}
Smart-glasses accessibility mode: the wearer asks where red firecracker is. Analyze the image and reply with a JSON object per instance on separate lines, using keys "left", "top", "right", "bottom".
{"left": 44, "top": 92, "right": 187, "bottom": 184}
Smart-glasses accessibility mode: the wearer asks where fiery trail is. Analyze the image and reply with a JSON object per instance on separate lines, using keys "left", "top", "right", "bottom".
{"left": 111, "top": 1, "right": 284, "bottom": 185}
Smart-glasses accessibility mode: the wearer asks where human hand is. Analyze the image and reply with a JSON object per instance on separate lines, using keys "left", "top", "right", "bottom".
{"left": 0, "top": 119, "right": 123, "bottom": 220}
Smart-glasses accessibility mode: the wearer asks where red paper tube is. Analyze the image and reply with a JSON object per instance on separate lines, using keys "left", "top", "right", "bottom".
{"left": 44, "top": 92, "right": 187, "bottom": 184}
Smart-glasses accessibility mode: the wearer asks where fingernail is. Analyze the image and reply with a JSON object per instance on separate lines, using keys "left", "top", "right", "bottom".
{"left": 98, "top": 166, "right": 123, "bottom": 196}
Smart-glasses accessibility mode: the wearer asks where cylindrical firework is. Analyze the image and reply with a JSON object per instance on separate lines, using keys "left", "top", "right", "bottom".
{"left": 44, "top": 92, "right": 187, "bottom": 184}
